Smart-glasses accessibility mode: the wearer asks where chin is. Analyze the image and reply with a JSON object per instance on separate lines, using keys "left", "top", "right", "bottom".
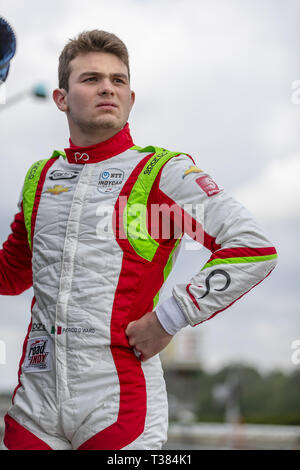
{"left": 97, "top": 117, "right": 120, "bottom": 130}
{"left": 78, "top": 115, "right": 121, "bottom": 132}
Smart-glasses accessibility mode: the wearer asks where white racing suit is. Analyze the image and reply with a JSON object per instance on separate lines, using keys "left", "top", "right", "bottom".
{"left": 0, "top": 123, "right": 277, "bottom": 449}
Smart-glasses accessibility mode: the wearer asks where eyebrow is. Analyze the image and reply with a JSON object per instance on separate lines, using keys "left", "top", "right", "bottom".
{"left": 78, "top": 71, "right": 128, "bottom": 81}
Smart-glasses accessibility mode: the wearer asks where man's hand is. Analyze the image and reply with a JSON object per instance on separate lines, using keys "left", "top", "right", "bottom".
{"left": 125, "top": 311, "right": 173, "bottom": 362}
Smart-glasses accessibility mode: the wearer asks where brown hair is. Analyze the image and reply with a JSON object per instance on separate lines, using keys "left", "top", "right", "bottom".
{"left": 58, "top": 30, "right": 130, "bottom": 91}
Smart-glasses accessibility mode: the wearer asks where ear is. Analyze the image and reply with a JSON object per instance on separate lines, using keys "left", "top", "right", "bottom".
{"left": 52, "top": 88, "right": 68, "bottom": 112}
{"left": 129, "top": 90, "right": 135, "bottom": 111}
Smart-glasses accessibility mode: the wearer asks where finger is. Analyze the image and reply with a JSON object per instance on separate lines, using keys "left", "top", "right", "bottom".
{"left": 125, "top": 320, "right": 136, "bottom": 336}
{"left": 128, "top": 336, "right": 136, "bottom": 347}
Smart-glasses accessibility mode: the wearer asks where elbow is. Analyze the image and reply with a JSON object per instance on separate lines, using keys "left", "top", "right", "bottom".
{"left": 271, "top": 245, "right": 278, "bottom": 265}
{"left": 265, "top": 245, "right": 278, "bottom": 274}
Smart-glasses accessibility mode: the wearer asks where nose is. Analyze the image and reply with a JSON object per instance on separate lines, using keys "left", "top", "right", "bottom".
{"left": 97, "top": 78, "right": 114, "bottom": 96}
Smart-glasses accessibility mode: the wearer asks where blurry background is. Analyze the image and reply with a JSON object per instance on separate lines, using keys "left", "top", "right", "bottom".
{"left": 0, "top": 0, "right": 299, "bottom": 449}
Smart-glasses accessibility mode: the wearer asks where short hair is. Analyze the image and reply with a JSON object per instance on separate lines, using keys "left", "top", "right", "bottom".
{"left": 58, "top": 30, "right": 130, "bottom": 91}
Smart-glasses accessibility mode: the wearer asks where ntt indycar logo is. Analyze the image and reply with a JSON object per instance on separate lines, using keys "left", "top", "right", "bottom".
{"left": 98, "top": 168, "right": 124, "bottom": 193}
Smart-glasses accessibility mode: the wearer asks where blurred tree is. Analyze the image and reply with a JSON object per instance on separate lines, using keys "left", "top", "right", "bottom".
{"left": 164, "top": 364, "right": 300, "bottom": 425}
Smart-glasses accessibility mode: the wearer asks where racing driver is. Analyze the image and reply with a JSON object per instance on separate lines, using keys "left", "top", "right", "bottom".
{"left": 0, "top": 30, "right": 277, "bottom": 450}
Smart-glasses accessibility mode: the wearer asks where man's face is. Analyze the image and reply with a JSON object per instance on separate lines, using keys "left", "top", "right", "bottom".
{"left": 64, "top": 51, "right": 135, "bottom": 134}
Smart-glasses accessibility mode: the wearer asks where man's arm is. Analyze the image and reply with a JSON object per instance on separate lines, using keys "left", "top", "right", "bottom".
{"left": 155, "top": 154, "right": 277, "bottom": 330}
{"left": 0, "top": 205, "right": 32, "bottom": 295}
{"left": 126, "top": 154, "right": 277, "bottom": 359}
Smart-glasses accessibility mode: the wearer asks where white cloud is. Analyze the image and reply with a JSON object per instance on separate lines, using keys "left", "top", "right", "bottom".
{"left": 233, "top": 154, "right": 300, "bottom": 220}
{"left": 256, "top": 106, "right": 300, "bottom": 156}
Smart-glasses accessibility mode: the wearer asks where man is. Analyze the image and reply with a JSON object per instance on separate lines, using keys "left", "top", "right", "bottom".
{"left": 0, "top": 30, "right": 277, "bottom": 450}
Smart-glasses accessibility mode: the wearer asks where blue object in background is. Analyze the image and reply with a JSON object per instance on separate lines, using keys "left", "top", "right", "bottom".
{"left": 33, "top": 83, "right": 48, "bottom": 99}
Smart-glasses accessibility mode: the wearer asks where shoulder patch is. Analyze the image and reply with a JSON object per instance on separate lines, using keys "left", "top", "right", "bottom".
{"left": 182, "top": 165, "right": 203, "bottom": 179}
{"left": 195, "top": 175, "right": 222, "bottom": 197}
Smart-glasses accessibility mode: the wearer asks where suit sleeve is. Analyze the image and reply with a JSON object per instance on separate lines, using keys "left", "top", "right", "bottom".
{"left": 0, "top": 201, "right": 32, "bottom": 295}
{"left": 155, "top": 154, "right": 278, "bottom": 328}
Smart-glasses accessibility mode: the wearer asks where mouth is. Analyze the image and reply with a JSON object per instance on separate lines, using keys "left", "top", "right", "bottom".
{"left": 96, "top": 103, "right": 118, "bottom": 108}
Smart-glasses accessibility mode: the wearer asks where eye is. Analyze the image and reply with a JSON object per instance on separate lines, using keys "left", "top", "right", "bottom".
{"left": 84, "top": 77, "right": 97, "bottom": 82}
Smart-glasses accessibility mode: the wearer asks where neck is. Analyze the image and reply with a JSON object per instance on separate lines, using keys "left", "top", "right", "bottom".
{"left": 64, "top": 122, "right": 134, "bottom": 165}
{"left": 68, "top": 124, "right": 123, "bottom": 147}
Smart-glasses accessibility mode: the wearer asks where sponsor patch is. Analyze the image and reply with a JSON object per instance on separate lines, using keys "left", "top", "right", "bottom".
{"left": 49, "top": 169, "right": 79, "bottom": 181}
{"left": 98, "top": 168, "right": 124, "bottom": 193}
{"left": 46, "top": 185, "right": 70, "bottom": 195}
{"left": 195, "top": 175, "right": 221, "bottom": 197}
{"left": 27, "top": 160, "right": 43, "bottom": 181}
{"left": 182, "top": 165, "right": 203, "bottom": 179}
{"left": 143, "top": 150, "right": 169, "bottom": 175}
{"left": 24, "top": 336, "right": 52, "bottom": 373}
{"left": 32, "top": 323, "right": 46, "bottom": 332}
{"left": 75, "top": 152, "right": 90, "bottom": 163}
{"left": 198, "top": 269, "right": 231, "bottom": 299}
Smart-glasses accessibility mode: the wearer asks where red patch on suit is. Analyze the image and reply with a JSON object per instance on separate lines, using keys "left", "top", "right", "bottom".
{"left": 195, "top": 175, "right": 221, "bottom": 196}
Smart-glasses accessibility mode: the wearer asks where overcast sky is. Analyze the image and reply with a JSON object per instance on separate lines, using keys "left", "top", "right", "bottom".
{"left": 0, "top": 0, "right": 299, "bottom": 392}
